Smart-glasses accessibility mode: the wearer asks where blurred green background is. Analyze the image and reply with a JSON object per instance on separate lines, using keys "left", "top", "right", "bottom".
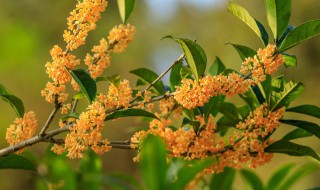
{"left": 0, "top": 0, "right": 319, "bottom": 189}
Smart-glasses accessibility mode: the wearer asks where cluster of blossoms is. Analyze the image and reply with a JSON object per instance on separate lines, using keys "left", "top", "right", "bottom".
{"left": 52, "top": 101, "right": 111, "bottom": 158}
{"left": 132, "top": 104, "right": 285, "bottom": 173}
{"left": 174, "top": 44, "right": 285, "bottom": 109}
{"left": 108, "top": 24, "right": 136, "bottom": 53}
{"left": 6, "top": 111, "right": 38, "bottom": 152}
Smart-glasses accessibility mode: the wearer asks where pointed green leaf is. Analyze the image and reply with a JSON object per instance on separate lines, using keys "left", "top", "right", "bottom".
{"left": 270, "top": 81, "right": 304, "bottom": 111}
{"left": 117, "top": 0, "right": 135, "bottom": 24}
{"left": 228, "top": 2, "right": 269, "bottom": 45}
{"left": 210, "top": 167, "right": 236, "bottom": 190}
{"left": 265, "top": 0, "right": 291, "bottom": 40}
{"left": 282, "top": 54, "right": 297, "bottom": 68}
{"left": 227, "top": 43, "right": 256, "bottom": 61}
{"left": 286, "top": 104, "right": 320, "bottom": 119}
{"left": 209, "top": 57, "right": 226, "bottom": 76}
{"left": 277, "top": 25, "right": 295, "bottom": 46}
{"left": 266, "top": 163, "right": 296, "bottom": 190}
{"left": 68, "top": 69, "right": 97, "bottom": 103}
{"left": 260, "top": 74, "right": 272, "bottom": 104}
{"left": 265, "top": 140, "right": 320, "bottom": 161}
{"left": 0, "top": 154, "right": 36, "bottom": 171}
{"left": 0, "top": 84, "right": 25, "bottom": 118}
{"left": 169, "top": 60, "right": 183, "bottom": 91}
{"left": 140, "top": 135, "right": 167, "bottom": 190}
{"left": 204, "top": 95, "right": 225, "bottom": 120}
{"left": 130, "top": 68, "right": 165, "bottom": 95}
{"left": 279, "top": 19, "right": 320, "bottom": 52}
{"left": 251, "top": 85, "right": 266, "bottom": 104}
{"left": 105, "top": 108, "right": 159, "bottom": 121}
{"left": 239, "top": 88, "right": 260, "bottom": 111}
{"left": 282, "top": 128, "right": 312, "bottom": 141}
{"left": 216, "top": 102, "right": 242, "bottom": 122}
{"left": 238, "top": 104, "right": 251, "bottom": 119}
{"left": 164, "top": 36, "right": 207, "bottom": 81}
{"left": 171, "top": 159, "right": 213, "bottom": 190}
{"left": 240, "top": 169, "right": 263, "bottom": 190}
{"left": 280, "top": 119, "right": 320, "bottom": 139}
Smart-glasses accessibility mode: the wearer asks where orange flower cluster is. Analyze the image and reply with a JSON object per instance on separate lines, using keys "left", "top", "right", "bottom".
{"left": 98, "top": 79, "right": 133, "bottom": 109}
{"left": 108, "top": 24, "right": 136, "bottom": 53}
{"left": 6, "top": 111, "right": 38, "bottom": 152}
{"left": 174, "top": 72, "right": 251, "bottom": 109}
{"left": 132, "top": 104, "right": 285, "bottom": 173}
{"left": 64, "top": 0, "right": 107, "bottom": 51}
{"left": 174, "top": 44, "right": 284, "bottom": 109}
{"left": 241, "top": 44, "right": 285, "bottom": 83}
{"left": 85, "top": 38, "right": 111, "bottom": 78}
{"left": 52, "top": 101, "right": 111, "bottom": 158}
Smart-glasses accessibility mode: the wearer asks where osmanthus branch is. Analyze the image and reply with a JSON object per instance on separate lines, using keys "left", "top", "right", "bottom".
{"left": 39, "top": 96, "right": 61, "bottom": 135}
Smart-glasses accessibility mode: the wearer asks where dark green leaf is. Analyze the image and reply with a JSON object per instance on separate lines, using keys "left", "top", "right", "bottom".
{"left": 169, "top": 60, "right": 183, "bottom": 91}
{"left": 0, "top": 84, "right": 25, "bottom": 118}
{"left": 280, "top": 119, "right": 320, "bottom": 139}
{"left": 240, "top": 169, "right": 263, "bottom": 190}
{"left": 164, "top": 36, "right": 207, "bottom": 81}
{"left": 0, "top": 154, "right": 36, "bottom": 171}
{"left": 210, "top": 167, "right": 236, "bottom": 190}
{"left": 228, "top": 2, "right": 269, "bottom": 45}
{"left": 270, "top": 81, "right": 304, "bottom": 111}
{"left": 117, "top": 0, "right": 135, "bottom": 24}
{"left": 238, "top": 104, "right": 251, "bottom": 119}
{"left": 279, "top": 19, "right": 320, "bottom": 52}
{"left": 251, "top": 85, "right": 265, "bottom": 105}
{"left": 68, "top": 69, "right": 97, "bottom": 103}
{"left": 265, "top": 140, "right": 320, "bottom": 161}
{"left": 282, "top": 128, "right": 312, "bottom": 141}
{"left": 209, "top": 57, "right": 226, "bottom": 76}
{"left": 204, "top": 95, "right": 225, "bottom": 120}
{"left": 282, "top": 54, "right": 297, "bottom": 68}
{"left": 255, "top": 19, "right": 269, "bottom": 46}
{"left": 100, "top": 175, "right": 138, "bottom": 190}
{"left": 260, "top": 74, "right": 272, "bottom": 104}
{"left": 227, "top": 43, "right": 256, "bottom": 61}
{"left": 277, "top": 25, "right": 295, "bottom": 46}
{"left": 239, "top": 88, "right": 260, "bottom": 111}
{"left": 266, "top": 163, "right": 296, "bottom": 190}
{"left": 60, "top": 113, "right": 79, "bottom": 122}
{"left": 265, "top": 0, "right": 291, "bottom": 40}
{"left": 216, "top": 102, "right": 241, "bottom": 122}
{"left": 140, "top": 135, "right": 167, "bottom": 190}
{"left": 286, "top": 104, "right": 320, "bottom": 119}
{"left": 217, "top": 115, "right": 238, "bottom": 134}
{"left": 180, "top": 66, "right": 193, "bottom": 79}
{"left": 105, "top": 108, "right": 159, "bottom": 121}
{"left": 130, "top": 68, "right": 165, "bottom": 95}
{"left": 109, "top": 173, "right": 143, "bottom": 190}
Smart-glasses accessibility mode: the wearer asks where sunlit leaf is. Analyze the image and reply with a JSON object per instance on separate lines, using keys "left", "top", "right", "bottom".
{"left": 265, "top": 0, "right": 291, "bottom": 40}
{"left": 265, "top": 140, "right": 320, "bottom": 161}
{"left": 286, "top": 104, "right": 320, "bottom": 119}
{"left": 282, "top": 54, "right": 297, "bottom": 68}
{"left": 0, "top": 154, "right": 36, "bottom": 171}
{"left": 68, "top": 69, "right": 97, "bottom": 103}
{"left": 209, "top": 57, "right": 226, "bottom": 76}
{"left": 266, "top": 163, "right": 296, "bottom": 190}
{"left": 280, "top": 119, "right": 320, "bottom": 139}
{"left": 0, "top": 84, "right": 25, "bottom": 117}
{"left": 228, "top": 2, "right": 268, "bottom": 45}
{"left": 117, "top": 0, "right": 135, "bottom": 24}
{"left": 180, "top": 66, "right": 193, "bottom": 79}
{"left": 130, "top": 68, "right": 165, "bottom": 95}
{"left": 227, "top": 43, "right": 256, "bottom": 61}
{"left": 279, "top": 19, "right": 320, "bottom": 52}
{"left": 105, "top": 108, "right": 159, "bottom": 121}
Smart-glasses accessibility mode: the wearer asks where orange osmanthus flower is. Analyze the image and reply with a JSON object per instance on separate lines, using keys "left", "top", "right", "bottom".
{"left": 108, "top": 24, "right": 136, "bottom": 53}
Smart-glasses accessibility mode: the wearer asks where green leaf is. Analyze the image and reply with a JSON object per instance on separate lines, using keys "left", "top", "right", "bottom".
{"left": 180, "top": 66, "right": 193, "bottom": 79}
{"left": 280, "top": 119, "right": 320, "bottom": 139}
{"left": 266, "top": 163, "right": 296, "bottom": 190}
{"left": 228, "top": 2, "right": 268, "bottom": 45}
{"left": 117, "top": 0, "right": 135, "bottom": 24}
{"left": 216, "top": 102, "right": 241, "bottom": 122}
{"left": 100, "top": 175, "right": 138, "bottom": 190}
{"left": 74, "top": 92, "right": 85, "bottom": 100}
{"left": 60, "top": 113, "right": 79, "bottom": 122}
{"left": 96, "top": 74, "right": 120, "bottom": 86}
{"left": 260, "top": 74, "right": 272, "bottom": 104}
{"left": 265, "top": 140, "right": 320, "bottom": 161}
{"left": 227, "top": 43, "right": 256, "bottom": 61}
{"left": 277, "top": 164, "right": 318, "bottom": 190}
{"left": 0, "top": 154, "right": 36, "bottom": 171}
{"left": 286, "top": 104, "right": 320, "bottom": 119}
{"left": 238, "top": 104, "right": 251, "bottom": 119}
{"left": 0, "top": 84, "right": 25, "bottom": 118}
{"left": 204, "top": 95, "right": 225, "bottom": 120}
{"left": 108, "top": 173, "right": 143, "bottom": 190}
{"left": 169, "top": 60, "right": 183, "bottom": 91}
{"left": 140, "top": 135, "right": 167, "bottom": 190}
{"left": 239, "top": 88, "right": 260, "bottom": 111}
{"left": 130, "top": 68, "right": 165, "bottom": 95}
{"left": 251, "top": 85, "right": 266, "bottom": 105}
{"left": 171, "top": 159, "right": 213, "bottom": 190}
{"left": 279, "top": 19, "right": 320, "bottom": 52}
{"left": 105, "top": 108, "right": 159, "bottom": 121}
{"left": 68, "top": 69, "right": 97, "bottom": 103}
{"left": 240, "top": 169, "right": 263, "bottom": 190}
{"left": 210, "top": 167, "right": 236, "bottom": 190}
{"left": 282, "top": 128, "right": 312, "bottom": 141}
{"left": 265, "top": 0, "right": 291, "bottom": 40}
{"left": 79, "top": 150, "right": 102, "bottom": 190}
{"left": 164, "top": 36, "right": 207, "bottom": 81}
{"left": 277, "top": 25, "right": 295, "bottom": 46}
{"left": 282, "top": 54, "right": 297, "bottom": 68}
{"left": 209, "top": 57, "right": 226, "bottom": 76}
{"left": 217, "top": 115, "right": 239, "bottom": 134}
{"left": 270, "top": 81, "right": 304, "bottom": 111}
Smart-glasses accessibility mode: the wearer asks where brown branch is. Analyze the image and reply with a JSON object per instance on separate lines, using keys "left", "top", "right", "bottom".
{"left": 39, "top": 97, "right": 61, "bottom": 135}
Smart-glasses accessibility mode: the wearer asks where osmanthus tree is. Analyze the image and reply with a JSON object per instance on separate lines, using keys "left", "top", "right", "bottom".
{"left": 0, "top": 0, "right": 319, "bottom": 189}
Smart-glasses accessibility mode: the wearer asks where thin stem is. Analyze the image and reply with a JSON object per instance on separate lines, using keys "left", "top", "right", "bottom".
{"left": 39, "top": 97, "right": 61, "bottom": 135}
